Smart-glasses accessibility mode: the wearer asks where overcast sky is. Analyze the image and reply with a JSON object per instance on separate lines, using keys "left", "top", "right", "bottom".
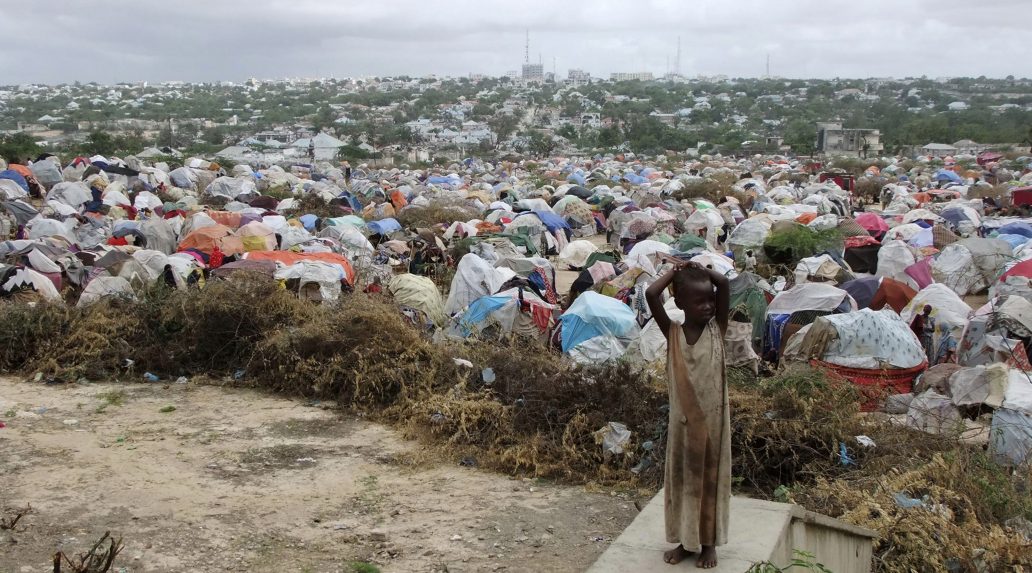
{"left": 1, "top": 0, "right": 1029, "bottom": 85}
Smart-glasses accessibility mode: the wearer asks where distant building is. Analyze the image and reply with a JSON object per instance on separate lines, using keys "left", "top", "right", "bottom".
{"left": 568, "top": 69, "right": 591, "bottom": 87}
{"left": 947, "top": 101, "right": 969, "bottom": 111}
{"left": 816, "top": 122, "right": 883, "bottom": 157}
{"left": 469, "top": 74, "right": 487, "bottom": 82}
{"left": 505, "top": 70, "right": 519, "bottom": 81}
{"left": 920, "top": 143, "right": 957, "bottom": 158}
{"left": 522, "top": 63, "right": 544, "bottom": 82}
{"left": 610, "top": 72, "right": 654, "bottom": 82}
{"left": 579, "top": 112, "right": 601, "bottom": 129}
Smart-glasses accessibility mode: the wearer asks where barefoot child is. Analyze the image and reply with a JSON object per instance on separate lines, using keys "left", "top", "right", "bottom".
{"left": 645, "top": 259, "right": 731, "bottom": 569}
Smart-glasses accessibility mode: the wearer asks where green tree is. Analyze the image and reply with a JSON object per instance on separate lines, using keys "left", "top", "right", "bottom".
{"left": 0, "top": 133, "right": 42, "bottom": 162}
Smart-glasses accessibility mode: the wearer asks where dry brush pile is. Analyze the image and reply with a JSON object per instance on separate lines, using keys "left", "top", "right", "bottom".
{"left": 0, "top": 290, "right": 1029, "bottom": 571}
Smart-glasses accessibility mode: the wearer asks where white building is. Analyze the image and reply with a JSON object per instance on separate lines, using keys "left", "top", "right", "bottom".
{"left": 921, "top": 143, "right": 958, "bottom": 158}
{"left": 610, "top": 72, "right": 654, "bottom": 82}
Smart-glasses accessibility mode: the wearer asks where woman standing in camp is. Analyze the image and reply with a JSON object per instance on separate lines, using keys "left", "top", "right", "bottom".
{"left": 646, "top": 256, "right": 731, "bottom": 569}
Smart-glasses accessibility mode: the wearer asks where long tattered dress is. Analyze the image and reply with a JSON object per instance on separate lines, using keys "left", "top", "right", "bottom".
{"left": 664, "top": 319, "right": 732, "bottom": 550}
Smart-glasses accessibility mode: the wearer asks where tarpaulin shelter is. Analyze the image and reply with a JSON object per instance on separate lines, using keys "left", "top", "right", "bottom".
{"left": 236, "top": 221, "right": 277, "bottom": 251}
{"left": 448, "top": 286, "right": 556, "bottom": 341}
{"left": 388, "top": 273, "right": 447, "bottom": 326}
{"left": 179, "top": 225, "right": 244, "bottom": 256}
{"left": 244, "top": 251, "right": 355, "bottom": 285}
{"left": 764, "top": 283, "right": 856, "bottom": 358}
{"left": 560, "top": 291, "right": 640, "bottom": 363}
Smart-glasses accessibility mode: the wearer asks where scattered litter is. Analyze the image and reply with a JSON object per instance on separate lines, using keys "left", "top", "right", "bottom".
{"left": 175, "top": 376, "right": 189, "bottom": 385}
{"left": 158, "top": 405, "right": 176, "bottom": 413}
{"left": 143, "top": 372, "right": 160, "bottom": 383}
{"left": 452, "top": 358, "right": 473, "bottom": 368}
{"left": 481, "top": 368, "right": 496, "bottom": 384}
{"left": 855, "top": 435, "right": 876, "bottom": 448}
{"left": 594, "top": 422, "right": 632, "bottom": 455}
{"left": 838, "top": 442, "right": 855, "bottom": 466}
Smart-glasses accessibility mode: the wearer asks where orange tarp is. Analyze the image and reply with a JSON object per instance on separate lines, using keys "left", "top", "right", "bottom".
{"left": 208, "top": 211, "right": 244, "bottom": 229}
{"left": 794, "top": 212, "right": 818, "bottom": 224}
{"left": 179, "top": 225, "right": 244, "bottom": 256}
{"left": 912, "top": 192, "right": 931, "bottom": 205}
{"left": 244, "top": 251, "right": 355, "bottom": 285}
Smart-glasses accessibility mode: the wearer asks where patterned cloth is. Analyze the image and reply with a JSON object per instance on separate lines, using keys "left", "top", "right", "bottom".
{"left": 932, "top": 224, "right": 960, "bottom": 250}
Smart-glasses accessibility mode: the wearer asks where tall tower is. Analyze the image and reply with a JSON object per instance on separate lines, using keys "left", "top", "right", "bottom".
{"left": 676, "top": 36, "right": 681, "bottom": 76}
{"left": 525, "top": 29, "right": 530, "bottom": 64}
{"left": 766, "top": 53, "right": 771, "bottom": 78}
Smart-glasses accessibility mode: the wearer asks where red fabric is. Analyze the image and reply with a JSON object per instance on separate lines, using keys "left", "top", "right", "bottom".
{"left": 530, "top": 304, "right": 552, "bottom": 333}
{"left": 844, "top": 235, "right": 880, "bottom": 249}
{"left": 209, "top": 247, "right": 224, "bottom": 269}
{"left": 107, "top": 237, "right": 128, "bottom": 246}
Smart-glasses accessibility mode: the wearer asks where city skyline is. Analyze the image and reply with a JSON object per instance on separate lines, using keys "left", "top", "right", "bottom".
{"left": 1, "top": 0, "right": 1030, "bottom": 85}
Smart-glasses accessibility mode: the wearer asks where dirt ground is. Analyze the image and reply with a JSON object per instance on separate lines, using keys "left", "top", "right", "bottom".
{"left": 0, "top": 376, "right": 643, "bottom": 573}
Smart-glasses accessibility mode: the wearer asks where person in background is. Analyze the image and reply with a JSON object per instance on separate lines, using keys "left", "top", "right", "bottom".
{"left": 910, "top": 305, "right": 935, "bottom": 364}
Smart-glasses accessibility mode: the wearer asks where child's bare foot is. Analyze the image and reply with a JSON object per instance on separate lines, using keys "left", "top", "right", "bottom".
{"left": 663, "top": 544, "right": 693, "bottom": 565}
{"left": 696, "top": 545, "right": 718, "bottom": 568}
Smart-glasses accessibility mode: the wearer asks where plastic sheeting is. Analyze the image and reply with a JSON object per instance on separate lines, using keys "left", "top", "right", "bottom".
{"left": 812, "top": 308, "right": 925, "bottom": 369}
{"left": 77, "top": 276, "right": 134, "bottom": 307}
{"left": 389, "top": 273, "right": 447, "bottom": 325}
{"left": 990, "top": 408, "right": 1032, "bottom": 465}
{"left": 444, "top": 254, "right": 515, "bottom": 315}
{"left": 274, "top": 261, "right": 344, "bottom": 302}
{"left": 558, "top": 240, "right": 598, "bottom": 269}
{"left": 906, "top": 390, "right": 963, "bottom": 435}
{"left": 766, "top": 283, "right": 854, "bottom": 316}
{"left": 560, "top": 291, "right": 640, "bottom": 353}
{"left": 933, "top": 243, "right": 982, "bottom": 296}
{"left": 876, "top": 240, "right": 918, "bottom": 290}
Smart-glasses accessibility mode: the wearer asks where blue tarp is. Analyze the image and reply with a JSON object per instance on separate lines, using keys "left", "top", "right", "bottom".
{"left": 940, "top": 206, "right": 973, "bottom": 228}
{"left": 933, "top": 169, "right": 962, "bottom": 183}
{"left": 763, "top": 314, "right": 791, "bottom": 357}
{"left": 996, "top": 234, "right": 1031, "bottom": 250}
{"left": 560, "top": 291, "right": 637, "bottom": 352}
{"left": 998, "top": 222, "right": 1032, "bottom": 238}
{"left": 457, "top": 295, "right": 510, "bottom": 337}
{"left": 428, "top": 175, "right": 462, "bottom": 186}
{"left": 623, "top": 173, "right": 648, "bottom": 185}
{"left": 532, "top": 210, "right": 572, "bottom": 234}
{"left": 0, "top": 170, "right": 29, "bottom": 192}
{"left": 567, "top": 171, "right": 586, "bottom": 185}
{"left": 334, "top": 191, "right": 363, "bottom": 212}
{"left": 299, "top": 214, "right": 319, "bottom": 231}
{"left": 366, "top": 217, "right": 401, "bottom": 235}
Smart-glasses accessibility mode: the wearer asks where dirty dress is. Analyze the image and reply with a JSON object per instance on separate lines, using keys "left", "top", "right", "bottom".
{"left": 665, "top": 319, "right": 731, "bottom": 549}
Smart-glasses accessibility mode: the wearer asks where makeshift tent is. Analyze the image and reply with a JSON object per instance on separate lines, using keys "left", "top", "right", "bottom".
{"left": 236, "top": 221, "right": 277, "bottom": 252}
{"left": 444, "top": 254, "right": 515, "bottom": 315}
{"left": 388, "top": 274, "right": 447, "bottom": 326}
{"left": 448, "top": 287, "right": 556, "bottom": 342}
{"left": 77, "top": 276, "right": 134, "bottom": 307}
{"left": 178, "top": 225, "right": 244, "bottom": 256}
{"left": 275, "top": 261, "right": 345, "bottom": 302}
{"left": 560, "top": 291, "right": 640, "bottom": 363}
{"left": 244, "top": 251, "right": 355, "bottom": 285}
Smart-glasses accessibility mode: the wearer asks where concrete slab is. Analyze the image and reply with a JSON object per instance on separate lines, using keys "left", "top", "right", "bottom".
{"left": 588, "top": 492, "right": 876, "bottom": 573}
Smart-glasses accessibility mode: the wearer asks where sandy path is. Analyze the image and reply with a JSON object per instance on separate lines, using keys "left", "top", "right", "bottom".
{"left": 0, "top": 377, "right": 640, "bottom": 573}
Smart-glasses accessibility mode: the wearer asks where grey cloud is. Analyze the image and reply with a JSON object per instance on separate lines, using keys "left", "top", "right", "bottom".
{"left": 0, "top": 0, "right": 1029, "bottom": 84}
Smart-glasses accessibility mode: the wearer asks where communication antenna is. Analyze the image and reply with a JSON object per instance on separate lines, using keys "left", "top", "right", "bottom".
{"left": 525, "top": 29, "right": 530, "bottom": 64}
{"left": 766, "top": 53, "right": 771, "bottom": 78}
{"left": 676, "top": 36, "right": 681, "bottom": 75}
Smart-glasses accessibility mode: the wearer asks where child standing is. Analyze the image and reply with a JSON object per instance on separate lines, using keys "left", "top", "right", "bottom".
{"left": 645, "top": 259, "right": 731, "bottom": 569}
